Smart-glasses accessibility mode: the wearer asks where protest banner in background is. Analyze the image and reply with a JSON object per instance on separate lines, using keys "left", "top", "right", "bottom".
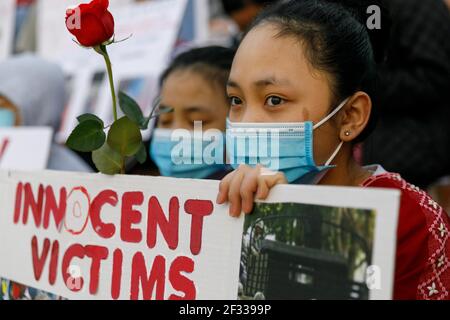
{"left": 0, "top": 171, "right": 244, "bottom": 300}
{"left": 0, "top": 128, "right": 53, "bottom": 171}
{"left": 48, "top": 0, "right": 189, "bottom": 143}
{"left": 178, "top": 0, "right": 210, "bottom": 44}
{"left": 0, "top": 170, "right": 400, "bottom": 300}
{"left": 37, "top": 0, "right": 188, "bottom": 73}
{"left": 0, "top": 0, "right": 15, "bottom": 59}
{"left": 56, "top": 67, "right": 159, "bottom": 144}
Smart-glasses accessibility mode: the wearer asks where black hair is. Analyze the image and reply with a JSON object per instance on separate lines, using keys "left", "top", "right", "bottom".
{"left": 160, "top": 46, "right": 236, "bottom": 97}
{"left": 248, "top": 0, "right": 391, "bottom": 142}
{"left": 221, "top": 0, "right": 279, "bottom": 16}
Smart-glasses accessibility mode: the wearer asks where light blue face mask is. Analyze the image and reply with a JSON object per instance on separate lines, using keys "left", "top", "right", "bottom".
{"left": 150, "top": 128, "right": 227, "bottom": 179}
{"left": 0, "top": 109, "right": 15, "bottom": 127}
{"left": 226, "top": 99, "right": 349, "bottom": 184}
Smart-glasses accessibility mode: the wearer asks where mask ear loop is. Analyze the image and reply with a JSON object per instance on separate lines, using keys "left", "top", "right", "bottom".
{"left": 313, "top": 98, "right": 350, "bottom": 130}
{"left": 313, "top": 98, "right": 350, "bottom": 166}
{"left": 324, "top": 141, "right": 344, "bottom": 166}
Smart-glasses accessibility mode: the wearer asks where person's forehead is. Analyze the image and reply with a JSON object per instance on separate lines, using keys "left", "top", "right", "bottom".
{"left": 161, "top": 71, "right": 223, "bottom": 109}
{"left": 163, "top": 69, "right": 211, "bottom": 89}
{"left": 230, "top": 24, "right": 334, "bottom": 94}
{"left": 162, "top": 69, "right": 224, "bottom": 96}
{"left": 231, "top": 25, "right": 309, "bottom": 78}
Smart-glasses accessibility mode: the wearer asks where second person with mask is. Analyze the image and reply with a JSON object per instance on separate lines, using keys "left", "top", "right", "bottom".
{"left": 150, "top": 46, "right": 236, "bottom": 180}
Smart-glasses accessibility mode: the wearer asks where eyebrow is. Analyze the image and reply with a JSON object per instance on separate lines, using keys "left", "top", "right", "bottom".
{"left": 227, "top": 80, "right": 240, "bottom": 88}
{"left": 184, "top": 106, "right": 211, "bottom": 113}
{"left": 227, "top": 77, "right": 293, "bottom": 89}
{"left": 160, "top": 103, "right": 211, "bottom": 114}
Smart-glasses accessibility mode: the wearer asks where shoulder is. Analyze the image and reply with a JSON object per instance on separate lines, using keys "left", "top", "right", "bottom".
{"left": 363, "top": 172, "right": 450, "bottom": 300}
{"left": 362, "top": 173, "right": 446, "bottom": 221}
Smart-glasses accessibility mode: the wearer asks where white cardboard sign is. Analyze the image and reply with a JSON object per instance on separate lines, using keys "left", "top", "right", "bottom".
{"left": 0, "top": 128, "right": 53, "bottom": 171}
{"left": 0, "top": 171, "right": 244, "bottom": 300}
{"left": 0, "top": 171, "right": 400, "bottom": 300}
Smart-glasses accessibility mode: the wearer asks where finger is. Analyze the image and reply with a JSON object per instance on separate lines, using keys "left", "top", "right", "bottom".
{"left": 256, "top": 171, "right": 288, "bottom": 200}
{"left": 216, "top": 170, "right": 235, "bottom": 204}
{"left": 271, "top": 171, "right": 288, "bottom": 186}
{"left": 240, "top": 167, "right": 261, "bottom": 214}
{"left": 228, "top": 166, "right": 248, "bottom": 217}
{"left": 255, "top": 175, "right": 270, "bottom": 200}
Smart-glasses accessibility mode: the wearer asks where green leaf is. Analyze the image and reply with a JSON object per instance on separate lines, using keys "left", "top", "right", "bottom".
{"left": 92, "top": 143, "right": 123, "bottom": 175}
{"left": 141, "top": 116, "right": 152, "bottom": 130}
{"left": 118, "top": 91, "right": 145, "bottom": 128}
{"left": 77, "top": 113, "right": 104, "bottom": 126}
{"left": 135, "top": 142, "right": 147, "bottom": 164}
{"left": 141, "top": 117, "right": 151, "bottom": 130}
{"left": 66, "top": 120, "right": 106, "bottom": 152}
{"left": 107, "top": 116, "right": 142, "bottom": 156}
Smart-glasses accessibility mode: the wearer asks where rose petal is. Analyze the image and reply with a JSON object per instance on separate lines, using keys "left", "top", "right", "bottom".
{"left": 78, "top": 1, "right": 103, "bottom": 17}
{"left": 89, "top": 0, "right": 109, "bottom": 16}
{"left": 100, "top": 11, "right": 115, "bottom": 40}
{"left": 70, "top": 13, "right": 108, "bottom": 47}
{"left": 65, "top": 0, "right": 114, "bottom": 47}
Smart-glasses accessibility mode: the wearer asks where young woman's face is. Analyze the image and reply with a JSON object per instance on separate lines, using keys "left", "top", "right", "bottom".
{"left": 158, "top": 69, "right": 229, "bottom": 132}
{"left": 227, "top": 23, "right": 343, "bottom": 165}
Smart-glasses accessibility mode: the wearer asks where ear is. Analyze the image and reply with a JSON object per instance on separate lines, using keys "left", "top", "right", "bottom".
{"left": 338, "top": 91, "right": 371, "bottom": 142}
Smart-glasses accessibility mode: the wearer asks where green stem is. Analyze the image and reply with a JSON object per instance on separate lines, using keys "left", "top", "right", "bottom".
{"left": 101, "top": 46, "right": 118, "bottom": 122}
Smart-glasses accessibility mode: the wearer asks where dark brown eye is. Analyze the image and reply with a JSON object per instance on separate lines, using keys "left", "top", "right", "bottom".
{"left": 266, "top": 96, "right": 285, "bottom": 107}
{"left": 229, "top": 96, "right": 243, "bottom": 107}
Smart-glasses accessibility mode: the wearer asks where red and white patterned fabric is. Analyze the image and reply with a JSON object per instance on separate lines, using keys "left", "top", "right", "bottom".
{"left": 362, "top": 172, "right": 450, "bottom": 300}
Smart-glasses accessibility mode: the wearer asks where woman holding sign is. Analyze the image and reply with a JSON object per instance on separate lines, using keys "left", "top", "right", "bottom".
{"left": 216, "top": 0, "right": 450, "bottom": 299}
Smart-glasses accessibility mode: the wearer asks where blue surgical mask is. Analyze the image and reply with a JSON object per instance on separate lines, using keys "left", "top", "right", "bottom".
{"left": 0, "top": 109, "right": 15, "bottom": 127}
{"left": 150, "top": 128, "right": 227, "bottom": 179}
{"left": 226, "top": 99, "right": 349, "bottom": 184}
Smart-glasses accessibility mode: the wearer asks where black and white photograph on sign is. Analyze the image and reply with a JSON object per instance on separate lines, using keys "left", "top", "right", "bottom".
{"left": 239, "top": 202, "right": 376, "bottom": 300}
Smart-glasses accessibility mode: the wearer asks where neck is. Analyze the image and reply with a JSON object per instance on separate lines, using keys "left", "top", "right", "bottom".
{"left": 318, "top": 144, "right": 371, "bottom": 187}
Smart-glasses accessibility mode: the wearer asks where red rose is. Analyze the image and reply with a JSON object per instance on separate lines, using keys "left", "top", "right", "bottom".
{"left": 65, "top": 0, "right": 115, "bottom": 47}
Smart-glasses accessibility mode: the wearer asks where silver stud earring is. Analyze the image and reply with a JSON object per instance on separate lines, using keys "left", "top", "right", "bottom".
{"left": 344, "top": 130, "right": 351, "bottom": 137}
